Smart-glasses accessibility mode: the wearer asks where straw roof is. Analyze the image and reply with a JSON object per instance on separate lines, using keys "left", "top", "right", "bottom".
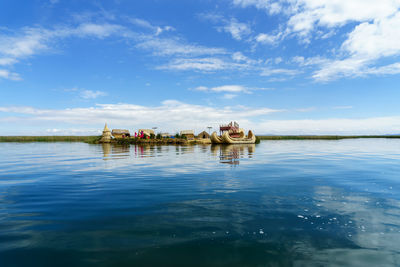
{"left": 112, "top": 129, "right": 130, "bottom": 134}
{"left": 103, "top": 123, "right": 110, "bottom": 132}
{"left": 180, "top": 130, "right": 194, "bottom": 135}
{"left": 138, "top": 129, "right": 155, "bottom": 135}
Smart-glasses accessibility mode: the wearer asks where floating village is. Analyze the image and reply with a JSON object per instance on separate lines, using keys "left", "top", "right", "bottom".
{"left": 99, "top": 121, "right": 256, "bottom": 145}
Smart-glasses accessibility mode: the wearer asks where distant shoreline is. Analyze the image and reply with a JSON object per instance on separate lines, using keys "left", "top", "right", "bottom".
{"left": 0, "top": 135, "right": 399, "bottom": 143}
{"left": 258, "top": 135, "right": 400, "bottom": 140}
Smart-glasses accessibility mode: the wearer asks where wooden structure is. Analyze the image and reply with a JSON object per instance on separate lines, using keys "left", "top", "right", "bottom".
{"left": 180, "top": 130, "right": 195, "bottom": 140}
{"left": 99, "top": 123, "right": 112, "bottom": 143}
{"left": 197, "top": 131, "right": 210, "bottom": 139}
{"left": 219, "top": 121, "right": 240, "bottom": 137}
{"left": 112, "top": 129, "right": 130, "bottom": 138}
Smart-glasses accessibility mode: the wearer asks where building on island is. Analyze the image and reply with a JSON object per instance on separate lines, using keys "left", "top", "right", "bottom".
{"left": 112, "top": 129, "right": 130, "bottom": 138}
{"left": 99, "top": 123, "right": 112, "bottom": 143}
{"left": 180, "top": 130, "right": 195, "bottom": 140}
{"left": 161, "top": 133, "right": 172, "bottom": 138}
{"left": 137, "top": 129, "right": 155, "bottom": 137}
{"left": 197, "top": 131, "right": 210, "bottom": 139}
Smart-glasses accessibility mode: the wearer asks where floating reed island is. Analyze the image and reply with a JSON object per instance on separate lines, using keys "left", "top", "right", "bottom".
{"left": 98, "top": 123, "right": 213, "bottom": 145}
{"left": 98, "top": 122, "right": 259, "bottom": 145}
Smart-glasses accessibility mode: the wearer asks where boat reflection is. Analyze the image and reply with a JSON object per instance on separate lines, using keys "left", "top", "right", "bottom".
{"left": 212, "top": 144, "right": 255, "bottom": 165}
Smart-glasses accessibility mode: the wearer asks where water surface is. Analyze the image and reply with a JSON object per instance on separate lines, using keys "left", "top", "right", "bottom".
{"left": 1, "top": 139, "right": 400, "bottom": 266}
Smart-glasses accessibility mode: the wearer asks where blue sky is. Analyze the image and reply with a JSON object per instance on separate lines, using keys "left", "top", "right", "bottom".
{"left": 1, "top": 0, "right": 400, "bottom": 135}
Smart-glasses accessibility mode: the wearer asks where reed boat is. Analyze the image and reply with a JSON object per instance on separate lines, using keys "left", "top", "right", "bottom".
{"left": 211, "top": 121, "right": 256, "bottom": 144}
{"left": 211, "top": 132, "right": 224, "bottom": 144}
{"left": 221, "top": 130, "right": 256, "bottom": 144}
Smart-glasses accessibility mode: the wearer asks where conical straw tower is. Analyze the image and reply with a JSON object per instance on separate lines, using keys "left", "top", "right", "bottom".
{"left": 99, "top": 123, "right": 112, "bottom": 143}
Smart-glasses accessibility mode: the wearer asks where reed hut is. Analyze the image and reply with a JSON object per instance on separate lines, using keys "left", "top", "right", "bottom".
{"left": 197, "top": 131, "right": 210, "bottom": 139}
{"left": 180, "top": 130, "right": 195, "bottom": 140}
{"left": 112, "top": 129, "right": 130, "bottom": 138}
{"left": 138, "top": 129, "right": 155, "bottom": 137}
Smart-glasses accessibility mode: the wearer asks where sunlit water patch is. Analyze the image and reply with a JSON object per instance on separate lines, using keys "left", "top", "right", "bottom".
{"left": 0, "top": 139, "right": 400, "bottom": 266}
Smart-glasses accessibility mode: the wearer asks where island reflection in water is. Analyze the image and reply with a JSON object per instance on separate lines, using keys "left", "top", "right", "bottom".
{"left": 1, "top": 139, "right": 400, "bottom": 266}
{"left": 101, "top": 143, "right": 255, "bottom": 165}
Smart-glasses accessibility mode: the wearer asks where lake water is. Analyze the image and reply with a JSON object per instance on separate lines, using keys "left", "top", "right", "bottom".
{"left": 1, "top": 139, "right": 400, "bottom": 266}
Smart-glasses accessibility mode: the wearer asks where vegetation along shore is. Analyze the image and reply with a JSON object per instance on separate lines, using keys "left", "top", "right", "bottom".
{"left": 0, "top": 135, "right": 399, "bottom": 143}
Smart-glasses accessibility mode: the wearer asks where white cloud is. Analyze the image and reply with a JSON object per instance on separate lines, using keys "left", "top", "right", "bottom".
{"left": 159, "top": 58, "right": 227, "bottom": 71}
{"left": 194, "top": 86, "right": 209, "bottom": 91}
{"left": 235, "top": 1, "right": 400, "bottom": 37}
{"left": 0, "top": 101, "right": 281, "bottom": 134}
{"left": 0, "top": 69, "right": 21, "bottom": 81}
{"left": 0, "top": 20, "right": 231, "bottom": 80}
{"left": 0, "top": 23, "right": 127, "bottom": 81}
{"left": 232, "top": 52, "right": 247, "bottom": 62}
{"left": 220, "top": 18, "right": 251, "bottom": 40}
{"left": 261, "top": 67, "right": 301, "bottom": 77}
{"left": 136, "top": 37, "right": 227, "bottom": 57}
{"left": 73, "top": 23, "right": 124, "bottom": 38}
{"left": 80, "top": 90, "right": 107, "bottom": 99}
{"left": 342, "top": 13, "right": 400, "bottom": 60}
{"left": 0, "top": 58, "right": 18, "bottom": 66}
{"left": 287, "top": 0, "right": 400, "bottom": 36}
{"left": 232, "top": 0, "right": 283, "bottom": 15}
{"left": 255, "top": 32, "right": 281, "bottom": 45}
{"left": 128, "top": 18, "right": 175, "bottom": 36}
{"left": 222, "top": 94, "right": 238, "bottom": 99}
{"left": 1, "top": 102, "right": 399, "bottom": 135}
{"left": 210, "top": 85, "right": 247, "bottom": 92}
{"left": 333, "top": 106, "right": 353, "bottom": 110}
{"left": 232, "top": 0, "right": 400, "bottom": 81}
{"left": 274, "top": 57, "right": 283, "bottom": 64}
{"left": 256, "top": 116, "right": 400, "bottom": 135}
{"left": 194, "top": 85, "right": 269, "bottom": 93}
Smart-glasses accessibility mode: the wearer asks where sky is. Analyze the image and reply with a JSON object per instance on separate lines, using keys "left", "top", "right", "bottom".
{"left": 1, "top": 0, "right": 400, "bottom": 135}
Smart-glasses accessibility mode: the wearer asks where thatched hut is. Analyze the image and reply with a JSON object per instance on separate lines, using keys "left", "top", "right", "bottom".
{"left": 180, "top": 130, "right": 195, "bottom": 140}
{"left": 197, "top": 131, "right": 210, "bottom": 139}
{"left": 138, "top": 129, "right": 155, "bottom": 137}
{"left": 112, "top": 129, "right": 130, "bottom": 138}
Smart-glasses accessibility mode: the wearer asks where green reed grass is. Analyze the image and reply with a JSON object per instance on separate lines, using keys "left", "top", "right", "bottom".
{"left": 0, "top": 136, "right": 101, "bottom": 143}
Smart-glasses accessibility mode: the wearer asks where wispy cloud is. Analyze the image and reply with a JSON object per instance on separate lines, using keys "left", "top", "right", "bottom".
{"left": 158, "top": 57, "right": 229, "bottom": 71}
{"left": 219, "top": 18, "right": 251, "bottom": 40}
{"left": 0, "top": 69, "right": 21, "bottom": 81}
{"left": 222, "top": 94, "right": 238, "bottom": 99}
{"left": 128, "top": 17, "right": 175, "bottom": 36}
{"left": 135, "top": 37, "right": 227, "bottom": 57}
{"left": 233, "top": 0, "right": 400, "bottom": 81}
{"left": 0, "top": 100, "right": 281, "bottom": 134}
{"left": 1, "top": 102, "right": 399, "bottom": 135}
{"left": 256, "top": 116, "right": 400, "bottom": 135}
{"left": 80, "top": 90, "right": 107, "bottom": 99}
{"left": 255, "top": 32, "right": 282, "bottom": 45}
{"left": 261, "top": 68, "right": 301, "bottom": 77}
{"left": 333, "top": 106, "right": 353, "bottom": 110}
{"left": 194, "top": 85, "right": 270, "bottom": 93}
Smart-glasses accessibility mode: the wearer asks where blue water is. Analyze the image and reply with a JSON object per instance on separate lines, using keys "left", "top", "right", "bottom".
{"left": 1, "top": 140, "right": 400, "bottom": 266}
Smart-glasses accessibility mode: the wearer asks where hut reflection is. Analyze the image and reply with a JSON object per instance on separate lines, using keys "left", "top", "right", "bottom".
{"left": 101, "top": 143, "right": 130, "bottom": 159}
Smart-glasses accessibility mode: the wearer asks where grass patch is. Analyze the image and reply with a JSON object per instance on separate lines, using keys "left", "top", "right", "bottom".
{"left": 258, "top": 135, "right": 400, "bottom": 140}
{"left": 0, "top": 136, "right": 101, "bottom": 143}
